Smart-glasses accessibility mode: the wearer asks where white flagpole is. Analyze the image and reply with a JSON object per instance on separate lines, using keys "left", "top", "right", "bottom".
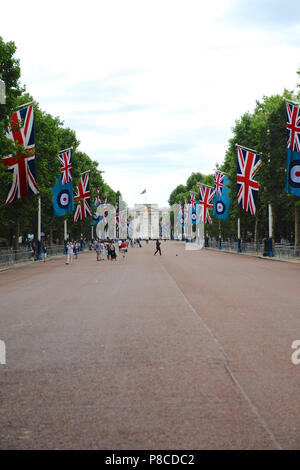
{"left": 236, "top": 143, "right": 259, "bottom": 154}
{"left": 283, "top": 97, "right": 300, "bottom": 106}
{"left": 237, "top": 217, "right": 241, "bottom": 253}
{"left": 196, "top": 182, "right": 214, "bottom": 190}
{"left": 58, "top": 147, "right": 73, "bottom": 154}
{"left": 38, "top": 195, "right": 41, "bottom": 242}
{"left": 268, "top": 203, "right": 274, "bottom": 257}
{"left": 64, "top": 220, "right": 67, "bottom": 241}
{"left": 16, "top": 100, "right": 34, "bottom": 109}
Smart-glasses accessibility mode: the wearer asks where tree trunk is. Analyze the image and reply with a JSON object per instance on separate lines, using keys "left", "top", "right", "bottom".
{"left": 49, "top": 227, "right": 53, "bottom": 246}
{"left": 254, "top": 215, "right": 259, "bottom": 245}
{"left": 13, "top": 218, "right": 20, "bottom": 250}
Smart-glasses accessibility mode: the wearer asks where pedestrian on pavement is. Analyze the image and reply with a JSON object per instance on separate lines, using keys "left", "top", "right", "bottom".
{"left": 154, "top": 239, "right": 161, "bottom": 256}
{"left": 106, "top": 241, "right": 111, "bottom": 260}
{"left": 110, "top": 241, "right": 117, "bottom": 261}
{"left": 28, "top": 243, "right": 35, "bottom": 262}
{"left": 100, "top": 240, "right": 105, "bottom": 260}
{"left": 95, "top": 240, "right": 101, "bottom": 261}
{"left": 74, "top": 241, "right": 80, "bottom": 260}
{"left": 42, "top": 242, "right": 47, "bottom": 262}
{"left": 66, "top": 242, "right": 74, "bottom": 264}
{"left": 120, "top": 240, "right": 127, "bottom": 258}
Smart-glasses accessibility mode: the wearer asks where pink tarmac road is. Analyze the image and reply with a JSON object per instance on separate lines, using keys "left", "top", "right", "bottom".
{"left": 0, "top": 241, "right": 300, "bottom": 449}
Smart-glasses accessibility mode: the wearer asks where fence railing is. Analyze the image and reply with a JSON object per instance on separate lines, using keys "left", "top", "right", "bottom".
{"left": 205, "top": 239, "right": 300, "bottom": 260}
{"left": 0, "top": 245, "right": 67, "bottom": 269}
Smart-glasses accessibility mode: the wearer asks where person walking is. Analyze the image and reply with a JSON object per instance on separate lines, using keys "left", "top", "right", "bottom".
{"left": 41, "top": 242, "right": 47, "bottom": 262}
{"left": 74, "top": 241, "right": 80, "bottom": 260}
{"left": 106, "top": 241, "right": 111, "bottom": 260}
{"left": 66, "top": 241, "right": 74, "bottom": 264}
{"left": 100, "top": 240, "right": 105, "bottom": 260}
{"left": 120, "top": 240, "right": 127, "bottom": 258}
{"left": 154, "top": 239, "right": 161, "bottom": 256}
{"left": 95, "top": 240, "right": 101, "bottom": 261}
{"left": 110, "top": 241, "right": 117, "bottom": 261}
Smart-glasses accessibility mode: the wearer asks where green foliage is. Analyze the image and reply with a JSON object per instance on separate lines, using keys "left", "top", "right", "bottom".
{"left": 168, "top": 84, "right": 300, "bottom": 243}
{"left": 0, "top": 43, "right": 120, "bottom": 245}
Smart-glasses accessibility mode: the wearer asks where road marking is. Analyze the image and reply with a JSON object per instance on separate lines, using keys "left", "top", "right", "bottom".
{"left": 158, "top": 260, "right": 282, "bottom": 450}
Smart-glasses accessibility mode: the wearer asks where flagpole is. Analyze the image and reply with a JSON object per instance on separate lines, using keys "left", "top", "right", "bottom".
{"left": 58, "top": 147, "right": 73, "bottom": 154}
{"left": 283, "top": 97, "right": 300, "bottom": 106}
{"left": 38, "top": 195, "right": 41, "bottom": 242}
{"left": 64, "top": 220, "right": 67, "bottom": 241}
{"left": 236, "top": 143, "right": 259, "bottom": 154}
{"left": 196, "top": 182, "right": 214, "bottom": 189}
{"left": 237, "top": 217, "right": 241, "bottom": 253}
{"left": 268, "top": 203, "right": 274, "bottom": 257}
{"left": 16, "top": 101, "right": 34, "bottom": 109}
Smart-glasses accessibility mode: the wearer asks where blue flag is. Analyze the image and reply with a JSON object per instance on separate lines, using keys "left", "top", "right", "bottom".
{"left": 50, "top": 177, "right": 74, "bottom": 217}
{"left": 213, "top": 175, "right": 231, "bottom": 220}
{"left": 90, "top": 213, "right": 103, "bottom": 226}
{"left": 286, "top": 148, "right": 300, "bottom": 196}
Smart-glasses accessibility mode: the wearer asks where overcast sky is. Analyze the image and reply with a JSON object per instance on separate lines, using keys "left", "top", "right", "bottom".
{"left": 1, "top": 0, "right": 299, "bottom": 207}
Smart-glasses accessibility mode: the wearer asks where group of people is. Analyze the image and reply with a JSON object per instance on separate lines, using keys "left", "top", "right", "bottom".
{"left": 28, "top": 240, "right": 48, "bottom": 262}
{"left": 94, "top": 239, "right": 130, "bottom": 262}
{"left": 65, "top": 239, "right": 130, "bottom": 265}
{"left": 64, "top": 237, "right": 162, "bottom": 265}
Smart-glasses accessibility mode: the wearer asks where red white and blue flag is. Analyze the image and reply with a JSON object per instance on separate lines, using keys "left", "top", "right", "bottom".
{"left": 3, "top": 104, "right": 39, "bottom": 203}
{"left": 237, "top": 146, "right": 260, "bottom": 216}
{"left": 190, "top": 192, "right": 197, "bottom": 224}
{"left": 74, "top": 172, "right": 92, "bottom": 222}
{"left": 214, "top": 171, "right": 225, "bottom": 196}
{"left": 94, "top": 188, "right": 101, "bottom": 207}
{"left": 58, "top": 149, "right": 72, "bottom": 184}
{"left": 286, "top": 102, "right": 300, "bottom": 152}
{"left": 198, "top": 184, "right": 215, "bottom": 224}
{"left": 190, "top": 192, "right": 196, "bottom": 209}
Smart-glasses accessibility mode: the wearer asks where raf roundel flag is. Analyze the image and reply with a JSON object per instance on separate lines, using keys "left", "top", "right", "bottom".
{"left": 213, "top": 175, "right": 231, "bottom": 220}
{"left": 286, "top": 148, "right": 300, "bottom": 196}
{"left": 51, "top": 177, "right": 74, "bottom": 217}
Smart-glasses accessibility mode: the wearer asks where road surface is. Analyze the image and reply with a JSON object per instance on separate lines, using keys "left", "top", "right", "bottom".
{"left": 0, "top": 241, "right": 300, "bottom": 449}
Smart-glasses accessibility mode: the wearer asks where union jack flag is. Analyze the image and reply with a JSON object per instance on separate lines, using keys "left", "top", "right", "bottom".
{"left": 58, "top": 149, "right": 72, "bottom": 184}
{"left": 190, "top": 192, "right": 196, "bottom": 209}
{"left": 94, "top": 188, "right": 101, "bottom": 207}
{"left": 286, "top": 102, "right": 300, "bottom": 152}
{"left": 3, "top": 104, "right": 39, "bottom": 204}
{"left": 237, "top": 146, "right": 260, "bottom": 216}
{"left": 74, "top": 172, "right": 92, "bottom": 222}
{"left": 214, "top": 171, "right": 225, "bottom": 196}
{"left": 198, "top": 184, "right": 215, "bottom": 224}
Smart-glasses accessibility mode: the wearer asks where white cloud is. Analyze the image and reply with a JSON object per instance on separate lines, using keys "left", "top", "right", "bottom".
{"left": 1, "top": 0, "right": 299, "bottom": 207}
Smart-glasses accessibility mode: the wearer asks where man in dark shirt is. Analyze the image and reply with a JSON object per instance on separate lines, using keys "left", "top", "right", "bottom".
{"left": 154, "top": 239, "right": 161, "bottom": 256}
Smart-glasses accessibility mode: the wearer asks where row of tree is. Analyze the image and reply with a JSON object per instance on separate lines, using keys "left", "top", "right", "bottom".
{"left": 0, "top": 37, "right": 121, "bottom": 248}
{"left": 168, "top": 70, "right": 300, "bottom": 246}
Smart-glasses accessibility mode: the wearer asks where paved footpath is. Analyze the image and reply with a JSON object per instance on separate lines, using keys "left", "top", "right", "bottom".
{"left": 0, "top": 242, "right": 300, "bottom": 449}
